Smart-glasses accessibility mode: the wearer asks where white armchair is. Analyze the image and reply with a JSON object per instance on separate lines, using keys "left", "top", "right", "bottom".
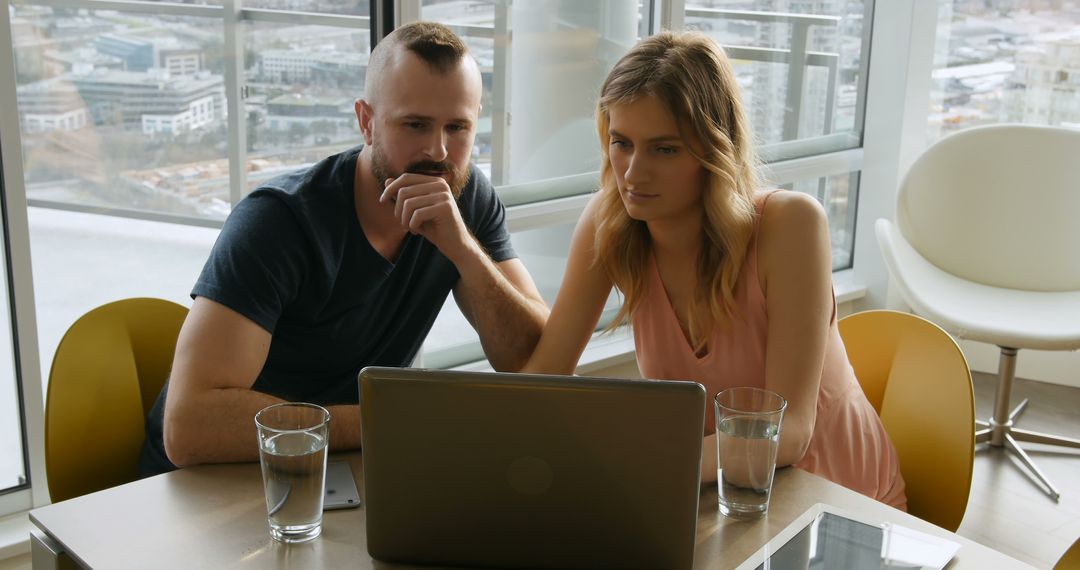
{"left": 876, "top": 123, "right": 1080, "bottom": 501}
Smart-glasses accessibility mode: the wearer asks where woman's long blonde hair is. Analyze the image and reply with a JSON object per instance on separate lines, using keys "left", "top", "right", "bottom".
{"left": 595, "top": 31, "right": 761, "bottom": 352}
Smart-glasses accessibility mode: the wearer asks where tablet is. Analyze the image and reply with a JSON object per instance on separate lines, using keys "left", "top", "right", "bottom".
{"left": 734, "top": 503, "right": 961, "bottom": 570}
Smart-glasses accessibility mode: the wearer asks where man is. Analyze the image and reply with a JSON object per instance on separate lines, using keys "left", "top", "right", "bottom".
{"left": 139, "top": 22, "right": 549, "bottom": 475}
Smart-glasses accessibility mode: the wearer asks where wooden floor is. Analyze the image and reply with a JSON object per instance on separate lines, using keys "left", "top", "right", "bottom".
{"left": 958, "top": 371, "right": 1080, "bottom": 569}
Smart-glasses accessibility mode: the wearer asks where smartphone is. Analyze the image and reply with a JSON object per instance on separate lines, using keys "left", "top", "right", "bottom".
{"left": 324, "top": 460, "right": 362, "bottom": 510}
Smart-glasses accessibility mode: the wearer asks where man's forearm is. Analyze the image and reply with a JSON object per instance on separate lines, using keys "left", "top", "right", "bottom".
{"left": 165, "top": 386, "right": 283, "bottom": 467}
{"left": 165, "top": 388, "right": 363, "bottom": 467}
{"left": 327, "top": 404, "right": 363, "bottom": 450}
{"left": 451, "top": 239, "right": 549, "bottom": 372}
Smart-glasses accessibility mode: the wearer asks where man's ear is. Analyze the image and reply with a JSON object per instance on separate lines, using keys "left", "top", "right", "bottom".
{"left": 355, "top": 99, "right": 375, "bottom": 145}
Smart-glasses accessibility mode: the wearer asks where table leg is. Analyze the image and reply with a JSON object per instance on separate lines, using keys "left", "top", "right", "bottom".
{"left": 30, "top": 529, "right": 80, "bottom": 570}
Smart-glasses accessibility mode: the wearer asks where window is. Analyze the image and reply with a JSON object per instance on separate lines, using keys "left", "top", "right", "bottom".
{"left": 243, "top": 21, "right": 369, "bottom": 191}
{"left": 929, "top": 2, "right": 1080, "bottom": 140}
{"left": 685, "top": 1, "right": 871, "bottom": 158}
{"left": 12, "top": 5, "right": 230, "bottom": 221}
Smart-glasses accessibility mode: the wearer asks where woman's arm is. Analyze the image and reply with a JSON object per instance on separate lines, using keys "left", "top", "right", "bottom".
{"left": 519, "top": 194, "right": 615, "bottom": 374}
{"left": 757, "top": 191, "right": 834, "bottom": 467}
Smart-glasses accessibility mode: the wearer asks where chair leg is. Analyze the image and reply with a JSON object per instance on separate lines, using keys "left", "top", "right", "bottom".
{"left": 974, "top": 346, "right": 1076, "bottom": 502}
{"left": 1010, "top": 428, "right": 1080, "bottom": 449}
{"left": 1008, "top": 398, "right": 1029, "bottom": 423}
{"left": 987, "top": 348, "right": 1018, "bottom": 447}
{"left": 1004, "top": 434, "right": 1061, "bottom": 502}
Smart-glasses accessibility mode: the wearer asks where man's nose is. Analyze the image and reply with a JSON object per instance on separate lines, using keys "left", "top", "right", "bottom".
{"left": 424, "top": 129, "right": 449, "bottom": 162}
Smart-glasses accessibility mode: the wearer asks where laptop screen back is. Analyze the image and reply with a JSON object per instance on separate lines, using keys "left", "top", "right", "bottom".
{"left": 359, "top": 367, "right": 706, "bottom": 570}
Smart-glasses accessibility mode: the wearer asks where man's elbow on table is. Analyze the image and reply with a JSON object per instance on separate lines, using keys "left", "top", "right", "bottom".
{"left": 162, "top": 402, "right": 201, "bottom": 468}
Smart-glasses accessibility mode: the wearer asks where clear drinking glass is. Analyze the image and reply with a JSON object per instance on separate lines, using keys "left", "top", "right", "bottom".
{"left": 255, "top": 402, "right": 331, "bottom": 543}
{"left": 714, "top": 387, "right": 787, "bottom": 521}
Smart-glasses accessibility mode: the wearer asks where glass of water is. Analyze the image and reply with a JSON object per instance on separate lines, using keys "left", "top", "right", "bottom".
{"left": 714, "top": 387, "right": 787, "bottom": 521}
{"left": 255, "top": 402, "right": 331, "bottom": 543}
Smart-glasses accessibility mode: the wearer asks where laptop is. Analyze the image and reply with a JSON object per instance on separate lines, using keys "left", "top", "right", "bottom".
{"left": 358, "top": 366, "right": 706, "bottom": 570}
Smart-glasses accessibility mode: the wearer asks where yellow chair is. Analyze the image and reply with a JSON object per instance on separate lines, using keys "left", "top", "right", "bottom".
{"left": 45, "top": 298, "right": 188, "bottom": 503}
{"left": 838, "top": 309, "right": 975, "bottom": 531}
{"left": 1057, "top": 537, "right": 1080, "bottom": 570}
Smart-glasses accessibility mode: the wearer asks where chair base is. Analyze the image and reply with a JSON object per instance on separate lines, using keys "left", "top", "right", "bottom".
{"left": 973, "top": 347, "right": 1080, "bottom": 502}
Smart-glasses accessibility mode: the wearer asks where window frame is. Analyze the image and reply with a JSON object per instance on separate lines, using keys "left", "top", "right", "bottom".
{"left": 0, "top": 0, "right": 48, "bottom": 514}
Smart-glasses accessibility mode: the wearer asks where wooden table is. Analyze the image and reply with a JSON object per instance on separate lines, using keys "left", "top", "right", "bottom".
{"left": 30, "top": 453, "right": 1034, "bottom": 569}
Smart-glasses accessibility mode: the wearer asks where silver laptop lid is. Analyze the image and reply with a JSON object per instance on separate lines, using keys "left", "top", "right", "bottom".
{"left": 359, "top": 367, "right": 706, "bottom": 570}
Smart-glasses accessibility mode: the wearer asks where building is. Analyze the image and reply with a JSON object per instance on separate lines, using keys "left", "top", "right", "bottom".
{"left": 95, "top": 32, "right": 204, "bottom": 77}
{"left": 1007, "top": 39, "right": 1080, "bottom": 127}
{"left": 43, "top": 46, "right": 125, "bottom": 76}
{"left": 258, "top": 49, "right": 366, "bottom": 87}
{"left": 264, "top": 92, "right": 354, "bottom": 131}
{"left": 15, "top": 76, "right": 90, "bottom": 133}
{"left": 141, "top": 95, "right": 217, "bottom": 135}
{"left": 69, "top": 68, "right": 225, "bottom": 132}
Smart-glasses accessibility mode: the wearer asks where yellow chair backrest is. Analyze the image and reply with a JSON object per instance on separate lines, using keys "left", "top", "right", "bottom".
{"left": 838, "top": 309, "right": 975, "bottom": 532}
{"left": 45, "top": 298, "right": 188, "bottom": 503}
{"left": 1057, "top": 537, "right": 1080, "bottom": 570}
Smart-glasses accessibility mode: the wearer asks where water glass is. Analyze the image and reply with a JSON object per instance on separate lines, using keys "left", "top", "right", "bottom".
{"left": 714, "top": 387, "right": 787, "bottom": 521}
{"left": 255, "top": 402, "right": 330, "bottom": 543}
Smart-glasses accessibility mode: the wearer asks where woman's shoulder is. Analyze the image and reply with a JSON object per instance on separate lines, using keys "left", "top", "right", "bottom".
{"left": 757, "top": 189, "right": 827, "bottom": 233}
{"left": 756, "top": 190, "right": 830, "bottom": 269}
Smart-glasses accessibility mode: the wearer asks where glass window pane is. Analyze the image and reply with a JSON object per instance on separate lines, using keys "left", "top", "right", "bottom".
{"left": 685, "top": 0, "right": 870, "bottom": 154}
{"left": 244, "top": 21, "right": 369, "bottom": 189}
{"left": 244, "top": 0, "right": 370, "bottom": 17}
{"left": 29, "top": 208, "right": 216, "bottom": 396}
{"left": 421, "top": 0, "right": 649, "bottom": 201}
{"left": 11, "top": 5, "right": 230, "bottom": 220}
{"left": 421, "top": 220, "right": 622, "bottom": 368}
{"left": 928, "top": 3, "right": 1080, "bottom": 141}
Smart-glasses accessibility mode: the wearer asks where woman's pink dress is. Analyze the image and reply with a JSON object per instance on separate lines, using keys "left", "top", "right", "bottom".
{"left": 632, "top": 191, "right": 907, "bottom": 509}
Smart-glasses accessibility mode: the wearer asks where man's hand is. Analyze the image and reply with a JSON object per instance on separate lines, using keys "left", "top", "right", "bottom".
{"left": 380, "top": 173, "right": 472, "bottom": 262}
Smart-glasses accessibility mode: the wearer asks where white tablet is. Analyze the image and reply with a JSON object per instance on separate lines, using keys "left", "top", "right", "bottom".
{"left": 734, "top": 503, "right": 961, "bottom": 570}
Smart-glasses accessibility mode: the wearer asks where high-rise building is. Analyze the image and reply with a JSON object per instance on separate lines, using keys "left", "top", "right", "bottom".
{"left": 1007, "top": 38, "right": 1080, "bottom": 127}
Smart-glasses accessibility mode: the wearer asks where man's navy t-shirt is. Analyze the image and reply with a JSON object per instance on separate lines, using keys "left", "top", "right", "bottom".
{"left": 140, "top": 145, "right": 515, "bottom": 476}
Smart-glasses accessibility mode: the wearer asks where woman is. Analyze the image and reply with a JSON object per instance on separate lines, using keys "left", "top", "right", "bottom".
{"left": 522, "top": 31, "right": 906, "bottom": 509}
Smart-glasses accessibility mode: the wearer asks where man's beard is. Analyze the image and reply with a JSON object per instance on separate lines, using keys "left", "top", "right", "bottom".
{"left": 371, "top": 142, "right": 470, "bottom": 199}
